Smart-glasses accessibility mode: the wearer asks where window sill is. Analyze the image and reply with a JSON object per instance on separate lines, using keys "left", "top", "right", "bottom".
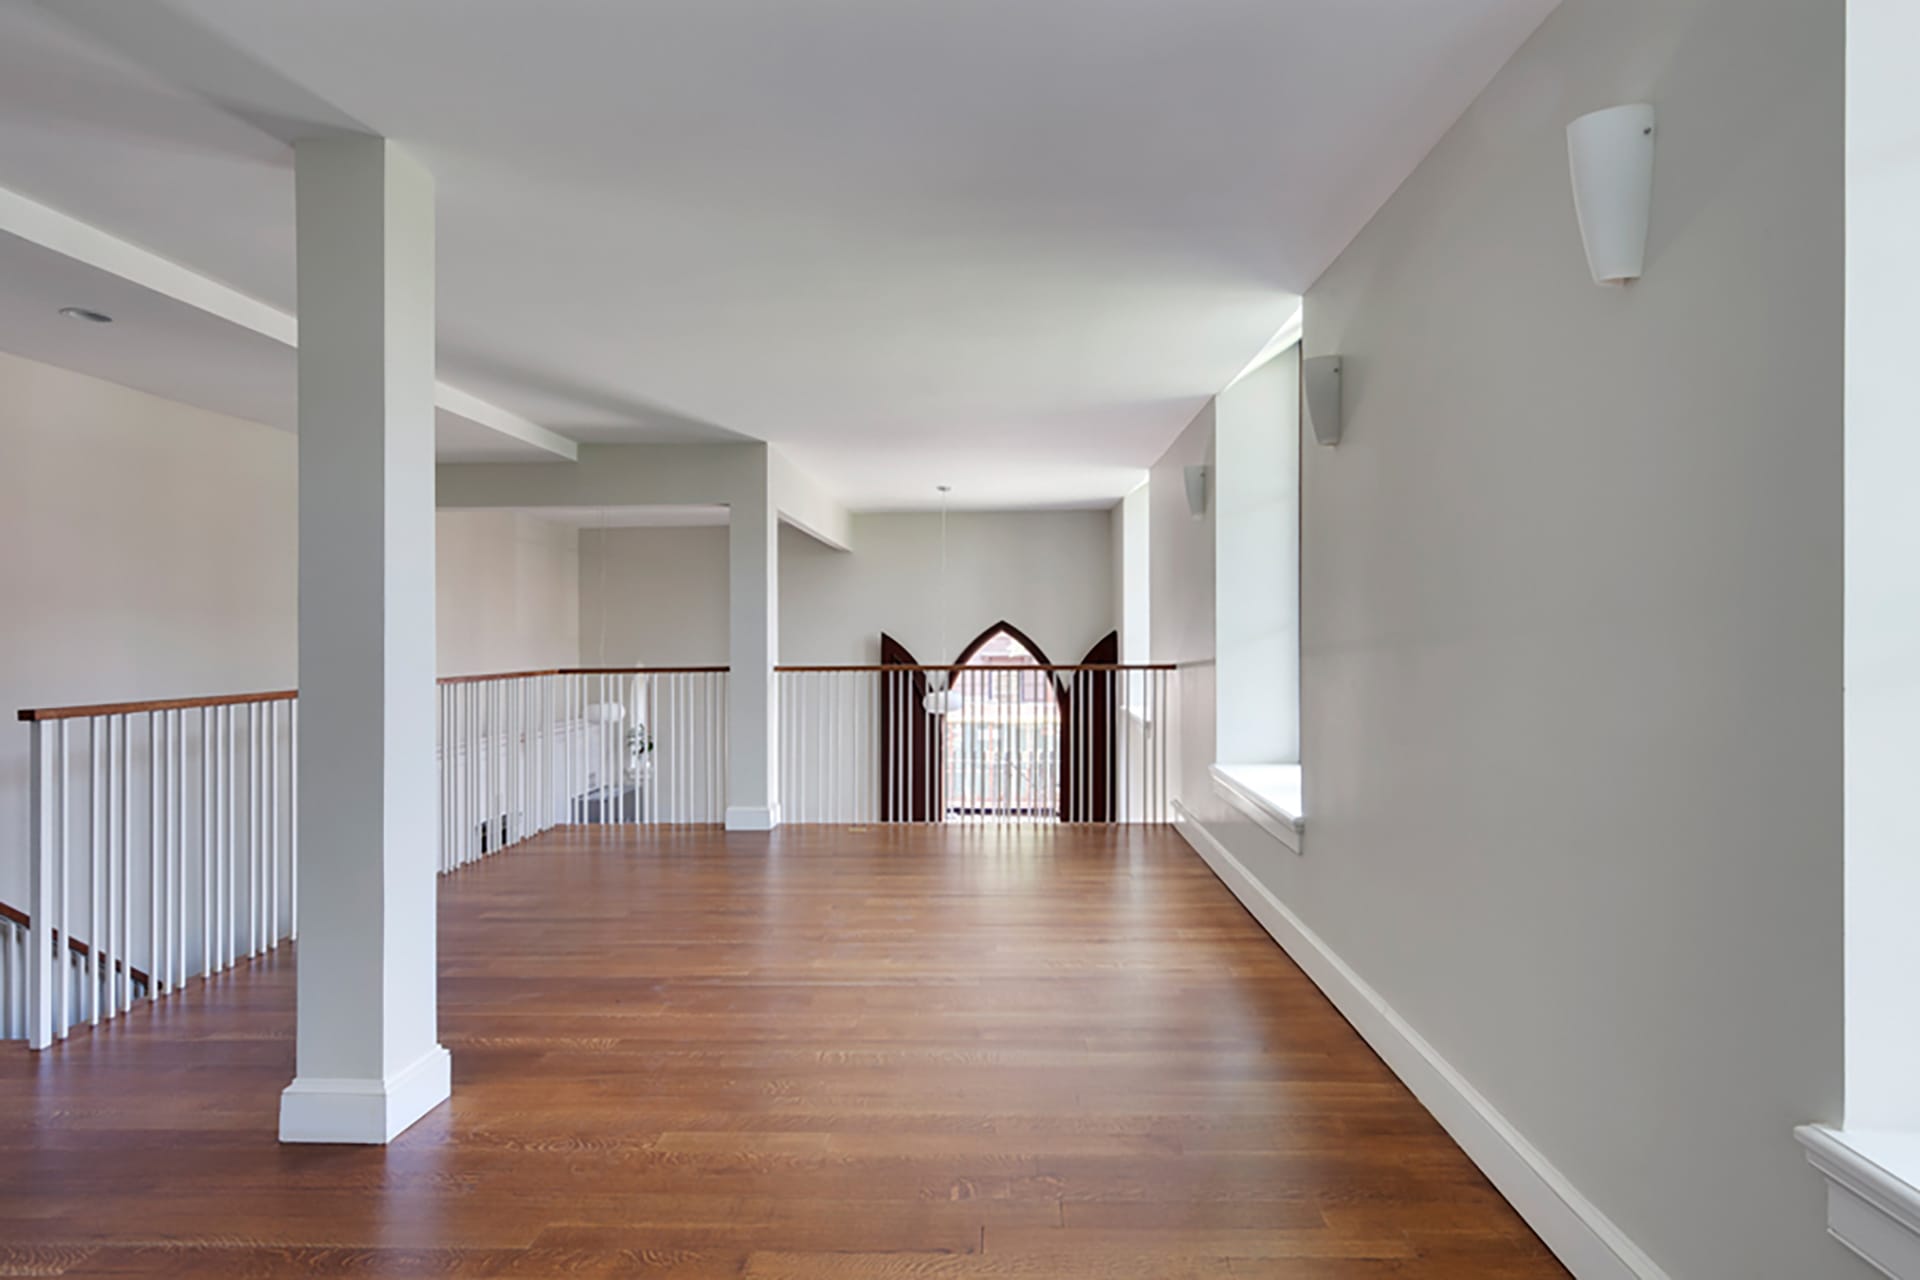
{"left": 1209, "top": 763, "right": 1304, "bottom": 854}
{"left": 1798, "top": 1126, "right": 1920, "bottom": 1278}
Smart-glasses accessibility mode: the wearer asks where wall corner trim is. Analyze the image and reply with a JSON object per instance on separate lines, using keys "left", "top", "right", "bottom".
{"left": 1170, "top": 802, "right": 1669, "bottom": 1280}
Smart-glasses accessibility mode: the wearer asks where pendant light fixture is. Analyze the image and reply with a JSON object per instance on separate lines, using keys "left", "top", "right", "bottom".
{"left": 923, "top": 485, "right": 963, "bottom": 716}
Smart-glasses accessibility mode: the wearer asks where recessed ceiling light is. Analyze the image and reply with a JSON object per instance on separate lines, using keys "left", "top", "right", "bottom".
{"left": 59, "top": 307, "right": 113, "bottom": 324}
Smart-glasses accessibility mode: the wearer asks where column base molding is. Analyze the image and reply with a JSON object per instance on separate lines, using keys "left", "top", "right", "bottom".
{"left": 279, "top": 1044, "right": 452, "bottom": 1145}
{"left": 724, "top": 804, "right": 782, "bottom": 832}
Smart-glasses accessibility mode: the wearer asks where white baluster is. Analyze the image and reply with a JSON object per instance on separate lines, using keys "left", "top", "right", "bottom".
{"left": 56, "top": 720, "right": 70, "bottom": 1035}
{"left": 157, "top": 712, "right": 170, "bottom": 991}
{"left": 513, "top": 677, "right": 524, "bottom": 844}
{"left": 446, "top": 686, "right": 456, "bottom": 866}
{"left": 488, "top": 679, "right": 495, "bottom": 848}
{"left": 460, "top": 682, "right": 468, "bottom": 855}
{"left": 212, "top": 706, "right": 223, "bottom": 973}
{"left": 198, "top": 708, "right": 210, "bottom": 982}
{"left": 111, "top": 714, "right": 125, "bottom": 1015}
{"left": 171, "top": 709, "right": 183, "bottom": 987}
{"left": 223, "top": 704, "right": 235, "bottom": 972}
{"left": 27, "top": 722, "right": 53, "bottom": 1049}
{"left": 148, "top": 711, "right": 159, "bottom": 998}
{"left": 270, "top": 701, "right": 281, "bottom": 947}
{"left": 289, "top": 698, "right": 299, "bottom": 942}
{"left": 211, "top": 706, "right": 222, "bottom": 975}
{"left": 467, "top": 681, "right": 478, "bottom": 860}
{"left": 251, "top": 704, "right": 262, "bottom": 958}
{"left": 1159, "top": 671, "right": 1169, "bottom": 822}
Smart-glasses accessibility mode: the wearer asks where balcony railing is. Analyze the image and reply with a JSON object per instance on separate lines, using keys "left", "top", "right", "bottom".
{"left": 436, "top": 668, "right": 729, "bottom": 871}
{"left": 8, "top": 660, "right": 1174, "bottom": 1047}
{"left": 10, "top": 667, "right": 728, "bottom": 1049}
{"left": 14, "top": 690, "right": 299, "bottom": 1050}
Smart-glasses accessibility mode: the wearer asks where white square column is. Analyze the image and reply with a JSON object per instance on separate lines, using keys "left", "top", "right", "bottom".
{"left": 280, "top": 137, "right": 449, "bottom": 1144}
{"left": 725, "top": 451, "right": 780, "bottom": 830}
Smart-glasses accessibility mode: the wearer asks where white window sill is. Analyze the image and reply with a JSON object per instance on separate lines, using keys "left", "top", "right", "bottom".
{"left": 1798, "top": 1126, "right": 1920, "bottom": 1278}
{"left": 1209, "top": 763, "right": 1304, "bottom": 854}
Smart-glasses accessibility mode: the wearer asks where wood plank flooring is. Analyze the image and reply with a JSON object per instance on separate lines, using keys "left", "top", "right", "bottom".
{"left": 0, "top": 824, "right": 1567, "bottom": 1277}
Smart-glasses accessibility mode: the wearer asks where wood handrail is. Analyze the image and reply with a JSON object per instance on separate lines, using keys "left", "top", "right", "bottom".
{"left": 776, "top": 664, "right": 1176, "bottom": 673}
{"left": 18, "top": 689, "right": 297, "bottom": 723}
{"left": 0, "top": 900, "right": 153, "bottom": 988}
{"left": 437, "top": 666, "right": 730, "bottom": 685}
{"left": 17, "top": 669, "right": 732, "bottom": 718}
{"left": 17, "top": 663, "right": 1170, "bottom": 717}
{"left": 566, "top": 666, "right": 729, "bottom": 676}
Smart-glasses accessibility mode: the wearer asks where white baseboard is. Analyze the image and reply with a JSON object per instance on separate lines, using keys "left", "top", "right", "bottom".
{"left": 1171, "top": 802, "right": 1667, "bottom": 1280}
{"left": 279, "top": 1043, "right": 452, "bottom": 1144}
{"left": 724, "top": 803, "right": 782, "bottom": 832}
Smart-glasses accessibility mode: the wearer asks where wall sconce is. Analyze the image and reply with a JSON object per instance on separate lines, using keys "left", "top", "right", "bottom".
{"left": 1568, "top": 104, "right": 1656, "bottom": 285}
{"left": 1303, "top": 356, "right": 1343, "bottom": 447}
{"left": 1184, "top": 464, "right": 1208, "bottom": 520}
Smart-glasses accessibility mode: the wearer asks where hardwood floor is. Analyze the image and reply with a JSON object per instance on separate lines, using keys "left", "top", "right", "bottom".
{"left": 0, "top": 824, "right": 1567, "bottom": 1277}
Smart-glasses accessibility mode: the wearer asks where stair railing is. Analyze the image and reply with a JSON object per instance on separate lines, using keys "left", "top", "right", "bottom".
{"left": 11, "top": 666, "right": 732, "bottom": 1048}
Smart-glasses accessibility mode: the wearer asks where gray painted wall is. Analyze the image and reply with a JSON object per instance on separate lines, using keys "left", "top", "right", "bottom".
{"left": 1156, "top": 1, "right": 1853, "bottom": 1276}
{"left": 437, "top": 510, "right": 579, "bottom": 677}
{"left": 0, "top": 352, "right": 297, "bottom": 908}
{"left": 578, "top": 526, "right": 730, "bottom": 668}
{"left": 779, "top": 512, "right": 1115, "bottom": 667}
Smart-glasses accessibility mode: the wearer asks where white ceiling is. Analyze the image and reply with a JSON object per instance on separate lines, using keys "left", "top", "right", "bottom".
{"left": 0, "top": 0, "right": 1557, "bottom": 507}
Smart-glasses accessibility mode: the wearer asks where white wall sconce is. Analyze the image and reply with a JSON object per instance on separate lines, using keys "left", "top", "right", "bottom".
{"left": 1184, "top": 464, "right": 1209, "bottom": 519}
{"left": 1568, "top": 103, "right": 1656, "bottom": 285}
{"left": 1303, "top": 356, "right": 1343, "bottom": 447}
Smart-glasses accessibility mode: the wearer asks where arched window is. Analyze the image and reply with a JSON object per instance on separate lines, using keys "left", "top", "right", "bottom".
{"left": 877, "top": 622, "right": 1116, "bottom": 824}
{"left": 943, "top": 625, "right": 1061, "bottom": 821}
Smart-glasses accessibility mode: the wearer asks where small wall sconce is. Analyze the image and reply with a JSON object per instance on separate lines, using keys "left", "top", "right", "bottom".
{"left": 1183, "top": 464, "right": 1208, "bottom": 520}
{"left": 1568, "top": 103, "right": 1656, "bottom": 285}
{"left": 1303, "top": 356, "right": 1343, "bottom": 447}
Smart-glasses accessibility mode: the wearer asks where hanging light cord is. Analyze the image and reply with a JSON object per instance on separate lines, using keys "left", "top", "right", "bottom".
{"left": 938, "top": 486, "right": 950, "bottom": 663}
{"left": 596, "top": 506, "right": 609, "bottom": 666}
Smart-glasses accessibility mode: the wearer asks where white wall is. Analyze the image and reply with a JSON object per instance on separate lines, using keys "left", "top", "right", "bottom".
{"left": 0, "top": 351, "right": 298, "bottom": 905}
{"left": 779, "top": 511, "right": 1115, "bottom": 666}
{"left": 575, "top": 512, "right": 1117, "bottom": 664}
{"left": 435, "top": 510, "right": 580, "bottom": 677}
{"left": 1150, "top": 405, "right": 1217, "bottom": 819}
{"left": 1843, "top": 0, "right": 1920, "bottom": 1136}
{"left": 1160, "top": 2, "right": 1852, "bottom": 1277}
{"left": 578, "top": 526, "right": 730, "bottom": 667}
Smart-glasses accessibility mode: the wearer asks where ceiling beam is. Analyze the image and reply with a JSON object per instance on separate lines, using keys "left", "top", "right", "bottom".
{"left": 0, "top": 183, "right": 578, "bottom": 461}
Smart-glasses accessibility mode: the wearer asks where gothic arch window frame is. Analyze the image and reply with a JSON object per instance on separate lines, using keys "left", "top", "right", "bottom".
{"left": 950, "top": 620, "right": 1066, "bottom": 712}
